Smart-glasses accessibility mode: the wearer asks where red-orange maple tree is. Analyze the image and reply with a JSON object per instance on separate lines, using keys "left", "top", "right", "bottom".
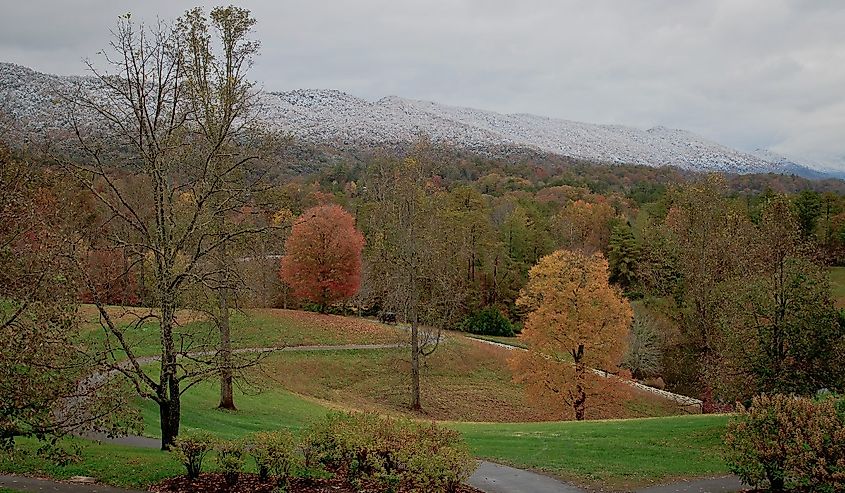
{"left": 279, "top": 204, "right": 365, "bottom": 311}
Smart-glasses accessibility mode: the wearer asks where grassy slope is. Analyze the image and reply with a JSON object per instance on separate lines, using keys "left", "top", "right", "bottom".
{"left": 259, "top": 340, "right": 684, "bottom": 422}
{"left": 0, "top": 307, "right": 729, "bottom": 489}
{"left": 456, "top": 414, "right": 730, "bottom": 488}
{"left": 137, "top": 376, "right": 329, "bottom": 439}
{"left": 0, "top": 438, "right": 182, "bottom": 489}
{"left": 5, "top": 402, "right": 728, "bottom": 490}
{"left": 77, "top": 306, "right": 406, "bottom": 358}
{"left": 829, "top": 266, "right": 845, "bottom": 308}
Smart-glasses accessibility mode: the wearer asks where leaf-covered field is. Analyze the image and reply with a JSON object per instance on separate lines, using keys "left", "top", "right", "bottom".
{"left": 257, "top": 339, "right": 685, "bottom": 422}
{"left": 77, "top": 306, "right": 406, "bottom": 358}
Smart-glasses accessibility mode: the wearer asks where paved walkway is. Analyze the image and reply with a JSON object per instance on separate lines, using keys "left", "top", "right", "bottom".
{"left": 469, "top": 461, "right": 586, "bottom": 493}
{"left": 0, "top": 475, "right": 143, "bottom": 493}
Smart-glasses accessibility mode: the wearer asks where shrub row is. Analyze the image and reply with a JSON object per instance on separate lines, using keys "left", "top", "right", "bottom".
{"left": 724, "top": 394, "right": 845, "bottom": 492}
{"left": 170, "top": 412, "right": 475, "bottom": 492}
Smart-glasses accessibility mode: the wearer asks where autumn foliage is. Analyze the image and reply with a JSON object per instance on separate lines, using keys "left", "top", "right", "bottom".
{"left": 510, "top": 249, "right": 633, "bottom": 420}
{"left": 80, "top": 248, "right": 139, "bottom": 305}
{"left": 725, "top": 394, "right": 845, "bottom": 492}
{"left": 279, "top": 204, "right": 365, "bottom": 311}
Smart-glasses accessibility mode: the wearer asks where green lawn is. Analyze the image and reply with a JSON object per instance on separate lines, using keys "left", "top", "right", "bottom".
{"left": 830, "top": 267, "right": 845, "bottom": 308}
{"left": 0, "top": 306, "right": 732, "bottom": 490}
{"left": 132, "top": 377, "right": 728, "bottom": 488}
{"left": 2, "top": 410, "right": 729, "bottom": 490}
{"left": 0, "top": 438, "right": 182, "bottom": 489}
{"left": 456, "top": 414, "right": 730, "bottom": 488}
{"left": 137, "top": 376, "right": 329, "bottom": 439}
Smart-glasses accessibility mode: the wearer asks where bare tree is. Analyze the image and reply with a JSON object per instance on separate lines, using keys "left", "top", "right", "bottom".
{"left": 361, "top": 153, "right": 465, "bottom": 410}
{"left": 57, "top": 10, "right": 272, "bottom": 448}
{"left": 178, "top": 5, "right": 266, "bottom": 411}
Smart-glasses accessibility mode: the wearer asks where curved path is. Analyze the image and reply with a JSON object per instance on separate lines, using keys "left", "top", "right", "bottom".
{"left": 54, "top": 342, "right": 743, "bottom": 493}
{"left": 468, "top": 461, "right": 586, "bottom": 493}
{"left": 0, "top": 475, "right": 143, "bottom": 493}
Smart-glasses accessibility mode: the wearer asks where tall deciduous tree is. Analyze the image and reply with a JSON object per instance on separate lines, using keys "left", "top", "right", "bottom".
{"left": 179, "top": 5, "right": 267, "bottom": 411}
{"left": 510, "top": 249, "right": 633, "bottom": 420}
{"left": 555, "top": 199, "right": 616, "bottom": 253}
{"left": 662, "top": 176, "right": 754, "bottom": 397}
{"left": 714, "top": 197, "right": 845, "bottom": 401}
{"left": 361, "top": 154, "right": 465, "bottom": 411}
{"left": 61, "top": 9, "right": 270, "bottom": 448}
{"left": 279, "top": 204, "right": 365, "bottom": 312}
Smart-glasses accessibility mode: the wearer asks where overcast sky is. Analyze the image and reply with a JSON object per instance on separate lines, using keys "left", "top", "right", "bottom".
{"left": 1, "top": 0, "right": 843, "bottom": 168}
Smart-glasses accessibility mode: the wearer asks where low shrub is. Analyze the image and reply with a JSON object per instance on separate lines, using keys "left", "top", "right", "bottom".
{"left": 460, "top": 307, "right": 514, "bottom": 337}
{"left": 724, "top": 394, "right": 845, "bottom": 492}
{"left": 401, "top": 424, "right": 475, "bottom": 492}
{"left": 305, "top": 412, "right": 474, "bottom": 492}
{"left": 246, "top": 430, "right": 299, "bottom": 487}
{"left": 216, "top": 439, "right": 245, "bottom": 486}
{"left": 170, "top": 431, "right": 216, "bottom": 479}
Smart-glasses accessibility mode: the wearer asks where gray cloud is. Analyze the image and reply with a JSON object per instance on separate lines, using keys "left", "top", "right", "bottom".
{"left": 1, "top": 0, "right": 843, "bottom": 168}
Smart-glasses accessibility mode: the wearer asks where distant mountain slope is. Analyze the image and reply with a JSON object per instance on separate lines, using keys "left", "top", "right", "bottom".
{"left": 0, "top": 62, "right": 826, "bottom": 177}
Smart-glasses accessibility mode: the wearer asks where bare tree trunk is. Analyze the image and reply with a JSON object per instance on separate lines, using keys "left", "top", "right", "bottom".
{"left": 159, "top": 295, "right": 181, "bottom": 449}
{"left": 574, "top": 343, "right": 586, "bottom": 421}
{"left": 410, "top": 316, "right": 421, "bottom": 411}
{"left": 217, "top": 228, "right": 236, "bottom": 410}
{"left": 159, "top": 386, "right": 181, "bottom": 450}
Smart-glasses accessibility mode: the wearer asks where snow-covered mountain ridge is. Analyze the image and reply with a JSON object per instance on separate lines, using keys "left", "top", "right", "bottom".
{"left": 0, "top": 62, "right": 825, "bottom": 176}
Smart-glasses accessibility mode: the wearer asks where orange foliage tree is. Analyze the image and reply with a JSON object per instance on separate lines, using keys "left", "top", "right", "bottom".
{"left": 555, "top": 199, "right": 616, "bottom": 253}
{"left": 279, "top": 204, "right": 365, "bottom": 312}
{"left": 510, "top": 249, "right": 633, "bottom": 420}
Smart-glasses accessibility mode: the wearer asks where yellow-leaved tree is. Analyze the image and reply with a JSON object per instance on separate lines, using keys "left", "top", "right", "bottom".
{"left": 510, "top": 249, "right": 633, "bottom": 420}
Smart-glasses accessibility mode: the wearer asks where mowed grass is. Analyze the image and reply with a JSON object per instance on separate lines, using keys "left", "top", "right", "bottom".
{"left": 0, "top": 437, "right": 182, "bottom": 489}
{"left": 131, "top": 377, "right": 728, "bottom": 488}
{"left": 830, "top": 267, "right": 845, "bottom": 308}
{"left": 133, "top": 339, "right": 686, "bottom": 447}
{"left": 456, "top": 414, "right": 730, "bottom": 489}
{"left": 0, "top": 307, "right": 728, "bottom": 489}
{"left": 137, "top": 373, "right": 330, "bottom": 439}
{"left": 2, "top": 413, "right": 729, "bottom": 490}
{"left": 77, "top": 306, "right": 406, "bottom": 358}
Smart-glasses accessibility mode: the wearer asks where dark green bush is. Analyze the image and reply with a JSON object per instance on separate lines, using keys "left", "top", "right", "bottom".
{"left": 170, "top": 431, "right": 216, "bottom": 479}
{"left": 724, "top": 394, "right": 845, "bottom": 492}
{"left": 460, "top": 307, "right": 514, "bottom": 337}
